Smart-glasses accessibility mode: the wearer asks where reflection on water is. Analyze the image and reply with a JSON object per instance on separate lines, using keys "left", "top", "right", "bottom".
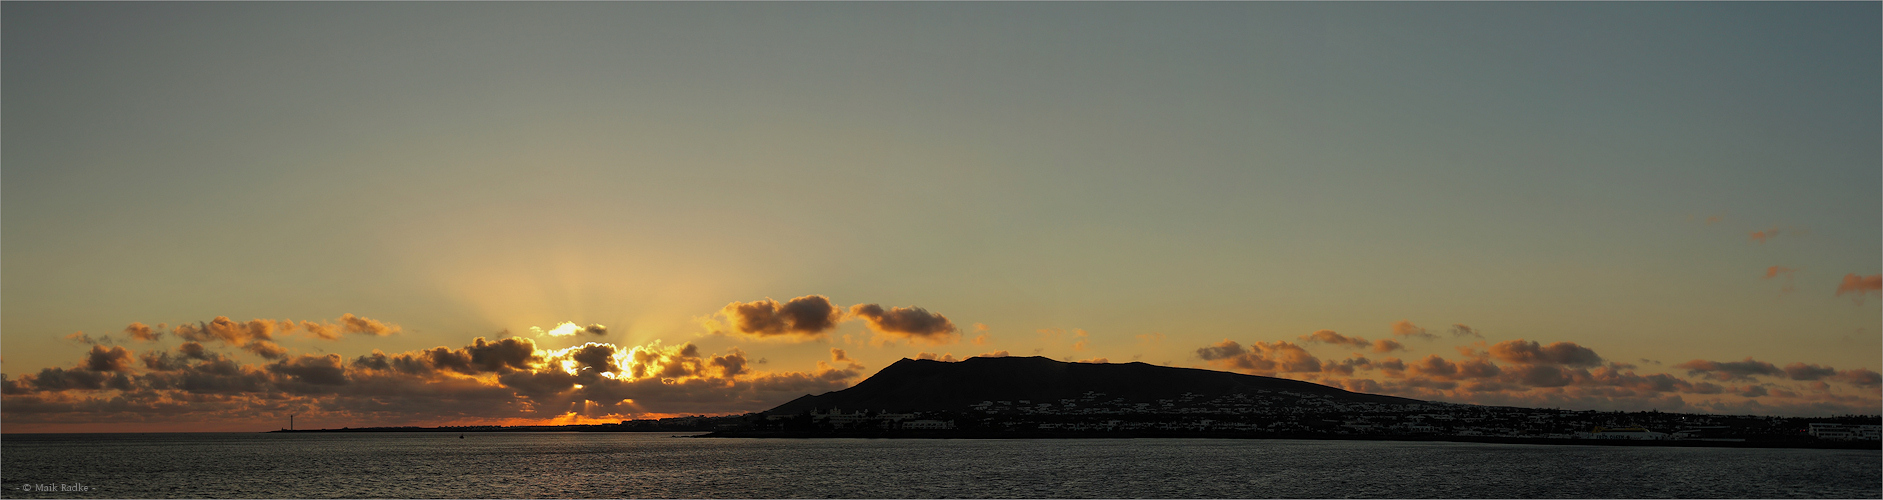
{"left": 3, "top": 432, "right": 1878, "bottom": 498}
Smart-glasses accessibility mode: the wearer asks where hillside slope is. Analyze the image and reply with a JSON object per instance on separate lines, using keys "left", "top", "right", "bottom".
{"left": 765, "top": 356, "right": 1421, "bottom": 414}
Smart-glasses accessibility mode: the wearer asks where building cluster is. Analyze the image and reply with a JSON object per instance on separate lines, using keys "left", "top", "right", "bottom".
{"left": 762, "top": 408, "right": 956, "bottom": 430}
{"left": 1805, "top": 423, "right": 1883, "bottom": 441}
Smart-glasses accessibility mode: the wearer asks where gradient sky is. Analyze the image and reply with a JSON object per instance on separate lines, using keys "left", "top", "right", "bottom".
{"left": 4, "top": 2, "right": 1879, "bottom": 432}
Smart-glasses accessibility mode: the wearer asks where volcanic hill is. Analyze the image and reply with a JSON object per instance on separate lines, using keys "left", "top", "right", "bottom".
{"left": 765, "top": 356, "right": 1420, "bottom": 414}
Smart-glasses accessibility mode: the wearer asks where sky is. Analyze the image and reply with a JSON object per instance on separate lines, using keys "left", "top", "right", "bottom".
{"left": 3, "top": 2, "right": 1878, "bottom": 433}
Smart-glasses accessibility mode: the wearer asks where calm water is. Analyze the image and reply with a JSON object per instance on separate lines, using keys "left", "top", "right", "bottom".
{"left": 2, "top": 432, "right": 1878, "bottom": 498}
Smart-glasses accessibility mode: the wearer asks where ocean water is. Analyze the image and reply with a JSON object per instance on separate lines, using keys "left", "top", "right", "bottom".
{"left": 2, "top": 432, "right": 1878, "bottom": 498}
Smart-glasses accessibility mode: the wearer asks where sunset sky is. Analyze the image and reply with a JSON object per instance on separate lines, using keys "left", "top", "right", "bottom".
{"left": 4, "top": 2, "right": 1878, "bottom": 433}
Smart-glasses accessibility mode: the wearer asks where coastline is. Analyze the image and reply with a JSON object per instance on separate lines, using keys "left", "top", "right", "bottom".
{"left": 696, "top": 429, "right": 1883, "bottom": 450}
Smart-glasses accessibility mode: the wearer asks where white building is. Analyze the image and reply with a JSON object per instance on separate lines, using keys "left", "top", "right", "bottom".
{"left": 810, "top": 409, "right": 870, "bottom": 428}
{"left": 903, "top": 420, "right": 955, "bottom": 430}
{"left": 1808, "top": 423, "right": 1881, "bottom": 440}
{"left": 1575, "top": 426, "right": 1666, "bottom": 440}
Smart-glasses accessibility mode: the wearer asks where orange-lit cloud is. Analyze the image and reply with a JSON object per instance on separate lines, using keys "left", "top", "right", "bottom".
{"left": 2, "top": 333, "right": 870, "bottom": 430}
{"left": 1186, "top": 334, "right": 1880, "bottom": 417}
{"left": 1675, "top": 357, "right": 1782, "bottom": 381}
{"left": 138, "top": 314, "right": 401, "bottom": 344}
{"left": 1749, "top": 227, "right": 1781, "bottom": 244}
{"left": 850, "top": 304, "right": 958, "bottom": 344}
{"left": 1835, "top": 274, "right": 1881, "bottom": 299}
{"left": 64, "top": 331, "right": 108, "bottom": 346}
{"left": 123, "top": 323, "right": 161, "bottom": 342}
{"left": 1487, "top": 340, "right": 1603, "bottom": 367}
{"left": 720, "top": 295, "right": 844, "bottom": 340}
{"left": 1299, "top": 330, "right": 1370, "bottom": 348}
{"left": 528, "top": 321, "right": 607, "bottom": 338}
{"left": 83, "top": 345, "right": 134, "bottom": 372}
{"left": 1449, "top": 324, "right": 1483, "bottom": 338}
{"left": 1196, "top": 340, "right": 1322, "bottom": 375}
{"left": 1781, "top": 362, "right": 1837, "bottom": 381}
{"left": 1390, "top": 320, "right": 1437, "bottom": 340}
{"left": 1832, "top": 369, "right": 1882, "bottom": 388}
{"left": 1763, "top": 266, "right": 1800, "bottom": 293}
{"left": 172, "top": 317, "right": 286, "bottom": 345}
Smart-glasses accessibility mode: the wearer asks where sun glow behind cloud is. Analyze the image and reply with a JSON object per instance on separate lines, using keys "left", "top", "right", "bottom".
{"left": 532, "top": 322, "right": 605, "bottom": 338}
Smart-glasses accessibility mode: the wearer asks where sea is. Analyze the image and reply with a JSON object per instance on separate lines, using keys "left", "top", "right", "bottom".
{"left": 2, "top": 432, "right": 1878, "bottom": 499}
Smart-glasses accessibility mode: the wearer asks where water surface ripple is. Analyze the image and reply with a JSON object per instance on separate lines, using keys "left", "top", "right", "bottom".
{"left": 3, "top": 432, "right": 1877, "bottom": 498}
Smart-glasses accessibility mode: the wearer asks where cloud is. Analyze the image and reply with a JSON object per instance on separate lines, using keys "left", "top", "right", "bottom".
{"left": 971, "top": 324, "right": 992, "bottom": 345}
{"left": 1508, "top": 364, "right": 1575, "bottom": 388}
{"left": 975, "top": 350, "right": 1010, "bottom": 358}
{"left": 720, "top": 296, "right": 844, "bottom": 340}
{"left": 83, "top": 346, "right": 134, "bottom": 372}
{"left": 1196, "top": 340, "right": 1246, "bottom": 361}
{"left": 268, "top": 354, "right": 348, "bottom": 386}
{"left": 1407, "top": 355, "right": 1458, "bottom": 379}
{"left": 1835, "top": 274, "right": 1881, "bottom": 298}
{"left": 123, "top": 323, "right": 161, "bottom": 342}
{"left": 1299, "top": 330, "right": 1370, "bottom": 349}
{"left": 1749, "top": 227, "right": 1781, "bottom": 244}
{"left": 1196, "top": 340, "right": 1322, "bottom": 375}
{"left": 155, "top": 314, "right": 399, "bottom": 344}
{"left": 297, "top": 314, "right": 403, "bottom": 340}
{"left": 375, "top": 337, "right": 544, "bottom": 377}
{"left": 915, "top": 352, "right": 960, "bottom": 362}
{"left": 336, "top": 314, "right": 401, "bottom": 336}
{"left": 64, "top": 332, "right": 109, "bottom": 346}
{"left": 6, "top": 331, "right": 879, "bottom": 429}
{"left": 1449, "top": 324, "right": 1483, "bottom": 338}
{"left": 1075, "top": 358, "right": 1110, "bottom": 364}
{"left": 1487, "top": 340, "right": 1603, "bottom": 367}
{"left": 172, "top": 317, "right": 286, "bottom": 345}
{"left": 530, "top": 322, "right": 608, "bottom": 338}
{"left": 1390, "top": 320, "right": 1437, "bottom": 340}
{"left": 241, "top": 341, "right": 288, "bottom": 360}
{"left": 1781, "top": 363, "right": 1838, "bottom": 381}
{"left": 1674, "top": 357, "right": 1782, "bottom": 381}
{"left": 1371, "top": 339, "right": 1406, "bottom": 353}
{"left": 1763, "top": 266, "right": 1800, "bottom": 293}
{"left": 1832, "top": 369, "right": 1881, "bottom": 389}
{"left": 850, "top": 304, "right": 958, "bottom": 344}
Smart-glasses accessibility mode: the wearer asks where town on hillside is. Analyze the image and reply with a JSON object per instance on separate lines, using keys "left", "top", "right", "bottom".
{"left": 694, "top": 389, "right": 1880, "bottom": 447}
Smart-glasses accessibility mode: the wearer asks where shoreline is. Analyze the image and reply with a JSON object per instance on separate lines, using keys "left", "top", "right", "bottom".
{"left": 697, "top": 429, "right": 1882, "bottom": 450}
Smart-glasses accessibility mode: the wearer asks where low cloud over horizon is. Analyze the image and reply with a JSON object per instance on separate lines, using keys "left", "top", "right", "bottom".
{"left": 1191, "top": 332, "right": 1879, "bottom": 417}
{"left": 4, "top": 306, "right": 1878, "bottom": 431}
{"left": 3, "top": 313, "right": 871, "bottom": 432}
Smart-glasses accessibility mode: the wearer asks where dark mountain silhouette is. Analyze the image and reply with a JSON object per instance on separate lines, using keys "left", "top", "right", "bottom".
{"left": 765, "top": 356, "right": 1421, "bottom": 414}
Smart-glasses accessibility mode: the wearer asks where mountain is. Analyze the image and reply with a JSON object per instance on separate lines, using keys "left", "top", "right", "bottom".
{"left": 765, "top": 356, "right": 1421, "bottom": 414}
